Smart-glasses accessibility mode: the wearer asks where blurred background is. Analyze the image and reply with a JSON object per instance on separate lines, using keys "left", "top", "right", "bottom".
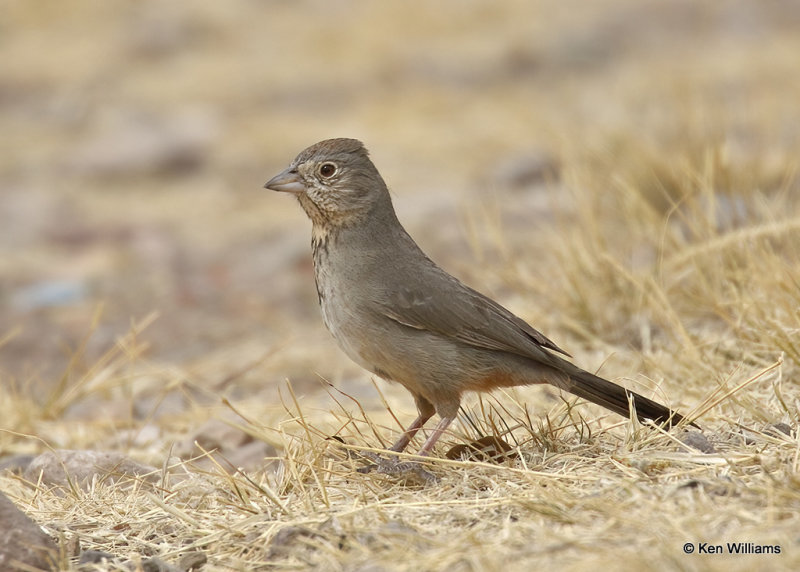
{"left": 1, "top": 0, "right": 799, "bottom": 404}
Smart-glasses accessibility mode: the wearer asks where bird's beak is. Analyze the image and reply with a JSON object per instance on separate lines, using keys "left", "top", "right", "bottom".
{"left": 264, "top": 166, "right": 305, "bottom": 193}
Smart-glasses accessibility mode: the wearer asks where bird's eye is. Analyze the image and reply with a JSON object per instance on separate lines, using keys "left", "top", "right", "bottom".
{"left": 319, "top": 163, "right": 337, "bottom": 178}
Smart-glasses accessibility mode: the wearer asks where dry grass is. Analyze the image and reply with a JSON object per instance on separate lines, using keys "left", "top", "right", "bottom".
{"left": 4, "top": 161, "right": 799, "bottom": 570}
{"left": 2, "top": 1, "right": 800, "bottom": 570}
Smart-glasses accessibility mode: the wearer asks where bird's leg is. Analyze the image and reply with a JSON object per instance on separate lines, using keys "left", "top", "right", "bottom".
{"left": 362, "top": 415, "right": 454, "bottom": 483}
{"left": 414, "top": 415, "right": 454, "bottom": 457}
{"left": 388, "top": 409, "right": 435, "bottom": 452}
{"left": 358, "top": 399, "right": 439, "bottom": 481}
{"left": 357, "top": 413, "right": 429, "bottom": 469}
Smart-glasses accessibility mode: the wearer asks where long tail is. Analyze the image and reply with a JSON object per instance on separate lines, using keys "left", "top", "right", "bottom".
{"left": 559, "top": 363, "right": 696, "bottom": 428}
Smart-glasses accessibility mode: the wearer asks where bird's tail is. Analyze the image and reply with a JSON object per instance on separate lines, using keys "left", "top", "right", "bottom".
{"left": 561, "top": 364, "right": 695, "bottom": 428}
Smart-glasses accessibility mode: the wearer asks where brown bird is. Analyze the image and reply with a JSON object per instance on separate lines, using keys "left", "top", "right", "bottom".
{"left": 265, "top": 138, "right": 692, "bottom": 460}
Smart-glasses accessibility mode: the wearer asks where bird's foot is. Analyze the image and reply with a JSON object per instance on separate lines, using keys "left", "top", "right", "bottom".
{"left": 357, "top": 452, "right": 438, "bottom": 483}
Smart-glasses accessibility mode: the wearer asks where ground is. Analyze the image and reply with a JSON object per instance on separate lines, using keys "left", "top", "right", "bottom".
{"left": 1, "top": 1, "right": 799, "bottom": 570}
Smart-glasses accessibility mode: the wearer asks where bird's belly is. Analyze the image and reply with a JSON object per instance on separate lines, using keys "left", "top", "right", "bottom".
{"left": 320, "top": 295, "right": 487, "bottom": 393}
{"left": 320, "top": 297, "right": 387, "bottom": 374}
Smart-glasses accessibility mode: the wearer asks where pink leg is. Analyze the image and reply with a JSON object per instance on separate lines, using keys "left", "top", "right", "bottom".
{"left": 389, "top": 410, "right": 435, "bottom": 452}
{"left": 415, "top": 416, "right": 455, "bottom": 456}
{"left": 359, "top": 410, "right": 449, "bottom": 482}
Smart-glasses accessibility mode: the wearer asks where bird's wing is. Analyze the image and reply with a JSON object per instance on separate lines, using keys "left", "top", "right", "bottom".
{"left": 378, "top": 270, "right": 571, "bottom": 361}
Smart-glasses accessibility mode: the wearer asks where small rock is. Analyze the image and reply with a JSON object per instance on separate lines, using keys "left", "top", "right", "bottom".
{"left": 680, "top": 431, "right": 716, "bottom": 454}
{"left": 178, "top": 550, "right": 207, "bottom": 571}
{"left": 765, "top": 422, "right": 794, "bottom": 438}
{"left": 24, "top": 450, "right": 159, "bottom": 489}
{"left": 137, "top": 556, "right": 181, "bottom": 572}
{"left": 79, "top": 549, "right": 117, "bottom": 566}
{"left": 267, "top": 526, "right": 323, "bottom": 560}
{"left": 0, "top": 491, "right": 58, "bottom": 571}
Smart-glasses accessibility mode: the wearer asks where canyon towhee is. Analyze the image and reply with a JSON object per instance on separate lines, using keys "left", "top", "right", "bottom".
{"left": 265, "top": 138, "right": 693, "bottom": 460}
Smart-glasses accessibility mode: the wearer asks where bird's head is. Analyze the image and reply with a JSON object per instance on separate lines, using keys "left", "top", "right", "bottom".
{"left": 265, "top": 138, "right": 390, "bottom": 226}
